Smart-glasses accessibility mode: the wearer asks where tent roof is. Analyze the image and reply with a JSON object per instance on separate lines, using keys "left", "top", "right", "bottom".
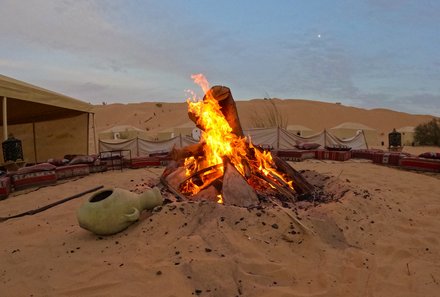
{"left": 0, "top": 74, "right": 92, "bottom": 125}
{"left": 397, "top": 126, "right": 415, "bottom": 133}
{"left": 330, "top": 122, "right": 376, "bottom": 131}
{"left": 286, "top": 124, "right": 313, "bottom": 131}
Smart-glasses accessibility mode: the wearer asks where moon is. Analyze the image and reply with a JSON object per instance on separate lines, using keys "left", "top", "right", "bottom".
{"left": 317, "top": 34, "right": 321, "bottom": 38}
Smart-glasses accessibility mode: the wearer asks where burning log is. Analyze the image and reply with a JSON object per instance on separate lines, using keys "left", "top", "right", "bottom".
{"left": 191, "top": 185, "right": 219, "bottom": 203}
{"left": 222, "top": 160, "right": 259, "bottom": 207}
{"left": 273, "top": 156, "right": 315, "bottom": 199}
{"left": 171, "top": 143, "right": 204, "bottom": 161}
{"left": 255, "top": 172, "right": 296, "bottom": 203}
{"left": 188, "top": 85, "right": 244, "bottom": 137}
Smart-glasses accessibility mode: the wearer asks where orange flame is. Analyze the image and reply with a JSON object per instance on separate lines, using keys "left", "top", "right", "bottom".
{"left": 182, "top": 74, "right": 293, "bottom": 196}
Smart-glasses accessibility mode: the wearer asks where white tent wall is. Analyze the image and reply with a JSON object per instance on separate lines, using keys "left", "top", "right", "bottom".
{"left": 244, "top": 128, "right": 278, "bottom": 148}
{"left": 279, "top": 129, "right": 326, "bottom": 149}
{"left": 329, "top": 128, "right": 378, "bottom": 147}
{"left": 99, "top": 138, "right": 138, "bottom": 157}
{"left": 97, "top": 128, "right": 368, "bottom": 157}
{"left": 138, "top": 137, "right": 182, "bottom": 155}
{"left": 99, "top": 136, "right": 198, "bottom": 157}
{"left": 324, "top": 130, "right": 368, "bottom": 149}
{"left": 245, "top": 128, "right": 368, "bottom": 150}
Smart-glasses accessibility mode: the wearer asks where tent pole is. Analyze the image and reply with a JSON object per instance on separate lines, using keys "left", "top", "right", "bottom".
{"left": 324, "top": 129, "right": 327, "bottom": 146}
{"left": 32, "top": 122, "right": 38, "bottom": 163}
{"left": 362, "top": 130, "right": 369, "bottom": 149}
{"left": 92, "top": 113, "right": 97, "bottom": 154}
{"left": 179, "top": 134, "right": 183, "bottom": 148}
{"left": 86, "top": 113, "right": 90, "bottom": 155}
{"left": 276, "top": 127, "right": 280, "bottom": 150}
{"left": 2, "top": 97, "right": 7, "bottom": 141}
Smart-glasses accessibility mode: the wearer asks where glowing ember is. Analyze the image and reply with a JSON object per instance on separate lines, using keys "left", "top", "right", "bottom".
{"left": 181, "top": 74, "right": 294, "bottom": 196}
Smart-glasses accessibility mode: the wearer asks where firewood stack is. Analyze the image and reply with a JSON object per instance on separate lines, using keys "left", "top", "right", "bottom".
{"left": 161, "top": 85, "right": 314, "bottom": 207}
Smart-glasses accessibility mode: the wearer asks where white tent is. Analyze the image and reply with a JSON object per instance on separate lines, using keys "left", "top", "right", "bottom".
{"left": 396, "top": 126, "right": 416, "bottom": 146}
{"left": 329, "top": 122, "right": 378, "bottom": 147}
{"left": 99, "top": 125, "right": 152, "bottom": 141}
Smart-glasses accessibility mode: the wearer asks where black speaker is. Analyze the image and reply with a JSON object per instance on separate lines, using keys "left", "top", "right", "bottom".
{"left": 388, "top": 129, "right": 402, "bottom": 147}
{"left": 2, "top": 136, "right": 24, "bottom": 162}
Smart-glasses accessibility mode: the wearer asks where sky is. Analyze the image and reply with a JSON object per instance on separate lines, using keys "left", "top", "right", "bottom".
{"left": 0, "top": 0, "right": 439, "bottom": 116}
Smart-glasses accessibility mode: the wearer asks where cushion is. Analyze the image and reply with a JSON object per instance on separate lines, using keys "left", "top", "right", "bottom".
{"left": 294, "top": 142, "right": 321, "bottom": 150}
{"left": 325, "top": 145, "right": 352, "bottom": 151}
{"left": 47, "top": 158, "right": 69, "bottom": 166}
{"left": 69, "top": 155, "right": 96, "bottom": 165}
{"left": 16, "top": 163, "right": 57, "bottom": 175}
{"left": 418, "top": 152, "right": 440, "bottom": 160}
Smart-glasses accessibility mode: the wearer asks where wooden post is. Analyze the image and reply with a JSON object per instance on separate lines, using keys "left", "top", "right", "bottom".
{"left": 32, "top": 122, "right": 38, "bottom": 163}
{"left": 86, "top": 113, "right": 90, "bottom": 155}
{"left": 362, "top": 130, "right": 369, "bottom": 149}
{"left": 2, "top": 96, "right": 7, "bottom": 141}
{"left": 92, "top": 113, "right": 97, "bottom": 154}
{"left": 276, "top": 126, "right": 280, "bottom": 150}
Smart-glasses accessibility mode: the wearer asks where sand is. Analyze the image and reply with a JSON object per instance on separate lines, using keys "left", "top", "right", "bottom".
{"left": 1, "top": 159, "right": 439, "bottom": 297}
{"left": 1, "top": 98, "right": 439, "bottom": 296}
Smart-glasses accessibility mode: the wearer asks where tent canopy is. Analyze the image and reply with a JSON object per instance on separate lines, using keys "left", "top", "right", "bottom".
{"left": 0, "top": 74, "right": 94, "bottom": 163}
{"left": 0, "top": 74, "right": 92, "bottom": 125}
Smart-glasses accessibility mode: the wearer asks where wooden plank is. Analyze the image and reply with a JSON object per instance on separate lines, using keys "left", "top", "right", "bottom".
{"left": 222, "top": 162, "right": 259, "bottom": 207}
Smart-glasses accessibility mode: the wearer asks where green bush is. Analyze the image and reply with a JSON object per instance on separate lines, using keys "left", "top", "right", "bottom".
{"left": 414, "top": 118, "right": 440, "bottom": 146}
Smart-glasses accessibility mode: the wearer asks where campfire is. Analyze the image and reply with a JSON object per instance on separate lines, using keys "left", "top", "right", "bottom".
{"left": 161, "top": 74, "right": 314, "bottom": 207}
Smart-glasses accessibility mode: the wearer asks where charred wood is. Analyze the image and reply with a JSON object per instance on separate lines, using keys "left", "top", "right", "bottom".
{"left": 272, "top": 155, "right": 314, "bottom": 199}
{"left": 222, "top": 162, "right": 259, "bottom": 207}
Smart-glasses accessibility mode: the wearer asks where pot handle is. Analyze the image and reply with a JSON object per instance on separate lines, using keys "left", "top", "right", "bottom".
{"left": 124, "top": 207, "right": 140, "bottom": 222}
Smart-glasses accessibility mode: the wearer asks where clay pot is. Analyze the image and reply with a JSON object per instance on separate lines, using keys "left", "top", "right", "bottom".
{"left": 77, "top": 187, "right": 162, "bottom": 235}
